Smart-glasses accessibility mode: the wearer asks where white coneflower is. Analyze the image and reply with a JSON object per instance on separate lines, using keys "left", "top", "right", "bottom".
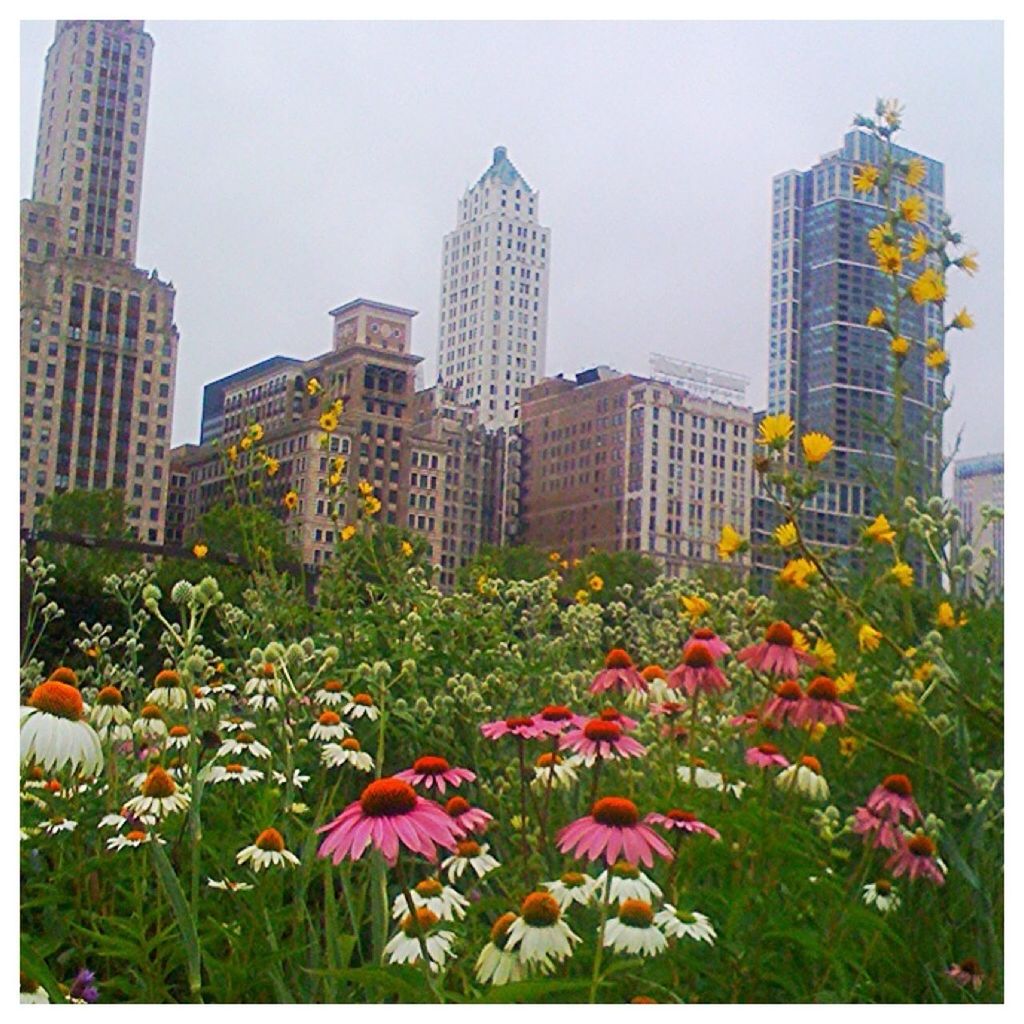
{"left": 309, "top": 710, "right": 353, "bottom": 742}
{"left": 207, "top": 878, "right": 254, "bottom": 892}
{"left": 165, "top": 724, "right": 192, "bottom": 751}
{"left": 191, "top": 686, "right": 216, "bottom": 714}
{"left": 677, "top": 761, "right": 746, "bottom": 798}
{"left": 272, "top": 768, "right": 310, "bottom": 790}
{"left": 504, "top": 892, "right": 580, "bottom": 965}
{"left": 604, "top": 899, "right": 667, "bottom": 957}
{"left": 247, "top": 692, "right": 279, "bottom": 712}
{"left": 236, "top": 827, "right": 300, "bottom": 871}
{"left": 122, "top": 766, "right": 191, "bottom": 819}
{"left": 42, "top": 816, "right": 77, "bottom": 836}
{"left": 107, "top": 829, "right": 163, "bottom": 851}
{"left": 543, "top": 870, "right": 600, "bottom": 910}
{"left": 862, "top": 879, "right": 901, "bottom": 914}
{"left": 654, "top": 905, "right": 717, "bottom": 944}
{"left": 244, "top": 664, "right": 283, "bottom": 705}
{"left": 595, "top": 860, "right": 663, "bottom": 903}
{"left": 218, "top": 732, "right": 272, "bottom": 760}
{"left": 342, "top": 692, "right": 380, "bottom": 721}
{"left": 97, "top": 807, "right": 157, "bottom": 830}
{"left": 440, "top": 839, "right": 500, "bottom": 882}
{"left": 147, "top": 669, "right": 187, "bottom": 711}
{"left": 315, "top": 679, "right": 350, "bottom": 707}
{"left": 205, "top": 763, "right": 265, "bottom": 786}
{"left": 384, "top": 908, "right": 456, "bottom": 973}
{"left": 475, "top": 913, "right": 529, "bottom": 986}
{"left": 20, "top": 680, "right": 103, "bottom": 776}
{"left": 775, "top": 756, "right": 830, "bottom": 802}
{"left": 133, "top": 703, "right": 168, "bottom": 741}
{"left": 322, "top": 737, "right": 374, "bottom": 772}
{"left": 218, "top": 716, "right": 256, "bottom": 734}
{"left": 530, "top": 752, "right": 582, "bottom": 792}
{"left": 90, "top": 685, "right": 132, "bottom": 731}
{"left": 391, "top": 878, "right": 469, "bottom": 922}
{"left": 20, "top": 975, "right": 50, "bottom": 1004}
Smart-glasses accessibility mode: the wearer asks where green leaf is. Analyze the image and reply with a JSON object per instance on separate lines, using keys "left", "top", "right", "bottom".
{"left": 20, "top": 934, "right": 66, "bottom": 1004}
{"left": 150, "top": 839, "right": 203, "bottom": 1001}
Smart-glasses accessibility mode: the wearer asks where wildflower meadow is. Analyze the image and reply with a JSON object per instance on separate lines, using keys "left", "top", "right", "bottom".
{"left": 19, "top": 100, "right": 1003, "bottom": 1004}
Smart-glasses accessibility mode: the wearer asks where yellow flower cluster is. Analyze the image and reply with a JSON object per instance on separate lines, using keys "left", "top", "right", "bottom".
{"left": 778, "top": 558, "right": 817, "bottom": 589}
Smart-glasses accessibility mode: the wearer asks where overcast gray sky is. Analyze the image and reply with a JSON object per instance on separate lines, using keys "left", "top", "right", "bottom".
{"left": 20, "top": 19, "right": 1003, "bottom": 463}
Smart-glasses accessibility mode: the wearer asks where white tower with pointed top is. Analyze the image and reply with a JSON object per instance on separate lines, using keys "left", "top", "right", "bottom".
{"left": 437, "top": 146, "right": 551, "bottom": 429}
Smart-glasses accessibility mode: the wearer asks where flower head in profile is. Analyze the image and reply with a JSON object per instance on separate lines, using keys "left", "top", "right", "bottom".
{"left": 683, "top": 628, "right": 731, "bottom": 661}
{"left": 480, "top": 714, "right": 544, "bottom": 742}
{"left": 543, "top": 871, "right": 600, "bottom": 910}
{"left": 737, "top": 621, "right": 816, "bottom": 678}
{"left": 801, "top": 432, "right": 833, "bottom": 465}
{"left": 604, "top": 899, "right": 667, "bottom": 958}
{"left": 866, "top": 306, "right": 887, "bottom": 328}
{"left": 391, "top": 877, "right": 469, "bottom": 922}
{"left": 952, "top": 307, "right": 975, "bottom": 330}
{"left": 475, "top": 912, "right": 531, "bottom": 987}
{"left": 899, "top": 194, "right": 926, "bottom": 223}
{"left": 532, "top": 705, "right": 586, "bottom": 736}
{"left": 775, "top": 755, "right": 829, "bottom": 802}
{"left": 936, "top": 601, "right": 967, "bottom": 629}
{"left": 946, "top": 959, "right": 985, "bottom": 992}
{"left": 866, "top": 774, "right": 922, "bottom": 825}
{"left": 907, "top": 231, "right": 930, "bottom": 263}
{"left": 560, "top": 719, "right": 646, "bottom": 767}
{"left": 384, "top": 907, "right": 456, "bottom": 974}
{"left": 886, "top": 831, "right": 946, "bottom": 886}
{"left": 589, "top": 648, "right": 648, "bottom": 696}
{"left": 123, "top": 766, "right": 190, "bottom": 819}
{"left": 21, "top": 679, "right": 103, "bottom": 776}
{"left": 778, "top": 558, "right": 817, "bottom": 589}
{"left": 654, "top": 906, "right": 717, "bottom": 945}
{"left": 858, "top": 623, "right": 883, "bottom": 652}
{"left": 309, "top": 710, "right": 352, "bottom": 743}
{"left": 905, "top": 156, "right": 926, "bottom": 187}
{"left": 793, "top": 676, "right": 860, "bottom": 728}
{"left": 666, "top": 642, "right": 730, "bottom": 698}
{"left": 717, "top": 524, "right": 747, "bottom": 560}
{"left": 756, "top": 413, "right": 794, "bottom": 448}
{"left": 441, "top": 839, "right": 500, "bottom": 882}
{"left": 744, "top": 743, "right": 789, "bottom": 770}
{"left": 680, "top": 594, "right": 710, "bottom": 622}
{"left": 343, "top": 693, "right": 380, "bottom": 721}
{"left": 444, "top": 795, "right": 493, "bottom": 837}
{"left": 504, "top": 892, "right": 580, "bottom": 965}
{"left": 862, "top": 877, "right": 900, "bottom": 914}
{"left": 909, "top": 267, "right": 945, "bottom": 304}
{"left": 322, "top": 737, "right": 375, "bottom": 773}
{"left": 645, "top": 808, "right": 721, "bottom": 841}
{"left": 317, "top": 776, "right": 460, "bottom": 866}
{"left": 557, "top": 797, "right": 673, "bottom": 868}
{"left": 395, "top": 755, "right": 476, "bottom": 794}
{"left": 864, "top": 513, "right": 896, "bottom": 545}
{"left": 773, "top": 522, "right": 798, "bottom": 548}
{"left": 956, "top": 251, "right": 980, "bottom": 276}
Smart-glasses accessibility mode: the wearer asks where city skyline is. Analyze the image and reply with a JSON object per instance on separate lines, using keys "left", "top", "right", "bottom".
{"left": 19, "top": 20, "right": 1004, "bottom": 464}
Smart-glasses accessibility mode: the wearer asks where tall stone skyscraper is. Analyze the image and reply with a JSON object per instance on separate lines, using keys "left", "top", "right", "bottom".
{"left": 437, "top": 146, "right": 551, "bottom": 429}
{"left": 21, "top": 21, "right": 179, "bottom": 542}
{"left": 765, "top": 127, "right": 946, "bottom": 549}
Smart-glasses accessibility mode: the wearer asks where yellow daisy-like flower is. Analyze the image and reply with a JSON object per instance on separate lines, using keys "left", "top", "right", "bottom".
{"left": 808, "top": 722, "right": 828, "bottom": 743}
{"left": 575, "top": 589, "right": 590, "bottom": 605}
{"left": 890, "top": 562, "right": 914, "bottom": 588}
{"left": 778, "top": 557, "right": 817, "bottom": 589}
{"left": 571, "top": 558, "right": 582, "bottom": 568}
{"left": 588, "top": 574, "right": 604, "bottom": 592}
{"left": 880, "top": 98, "right": 903, "bottom": 126}
{"left": 839, "top": 737, "right": 860, "bottom": 758}
{"left": 909, "top": 268, "right": 942, "bottom": 305}
{"left": 858, "top": 623, "right": 882, "bottom": 653}
{"left": 328, "top": 472, "right": 342, "bottom": 487}
{"left": 363, "top": 496, "right": 382, "bottom": 516}
{"left": 852, "top": 164, "right": 879, "bottom": 193}
{"left": 864, "top": 513, "right": 896, "bottom": 545}
{"left": 680, "top": 594, "right": 710, "bottom": 621}
{"left": 935, "top": 601, "right": 967, "bottom": 629}
{"left": 907, "top": 231, "right": 930, "bottom": 263}
{"left": 239, "top": 436, "right": 253, "bottom": 451}
{"left": 227, "top": 444, "right": 239, "bottom": 464}
{"left": 956, "top": 251, "right": 979, "bottom": 276}
{"left": 813, "top": 638, "right": 837, "bottom": 671}
{"left": 876, "top": 244, "right": 902, "bottom": 276}
{"left": 548, "top": 551, "right": 561, "bottom": 563}
{"left": 332, "top": 399, "right": 344, "bottom": 416}
{"left": 890, "top": 336, "right": 910, "bottom": 358}
{"left": 892, "top": 693, "right": 919, "bottom": 718}
{"left": 248, "top": 423, "right": 265, "bottom": 442}
{"left": 282, "top": 490, "right": 299, "bottom": 511}
{"left": 866, "top": 307, "right": 887, "bottom": 328}
{"left": 792, "top": 629, "right": 810, "bottom": 653}
{"left": 952, "top": 307, "right": 975, "bottom": 330}
{"left": 756, "top": 413, "right": 795, "bottom": 448}
{"left": 801, "top": 432, "right": 834, "bottom": 465}
{"left": 265, "top": 457, "right": 280, "bottom": 478}
{"left": 773, "top": 521, "right": 798, "bottom": 548}
{"left": 904, "top": 157, "right": 926, "bottom": 187}
{"left": 306, "top": 377, "right": 323, "bottom": 396}
{"left": 925, "top": 349, "right": 948, "bottom": 370}
{"left": 835, "top": 672, "right": 857, "bottom": 695}
{"left": 86, "top": 644, "right": 100, "bottom": 658}
{"left": 913, "top": 662, "right": 935, "bottom": 683}
{"left": 899, "top": 195, "right": 926, "bottom": 224}
{"left": 192, "top": 543, "right": 208, "bottom": 560}
{"left": 401, "top": 541, "right": 413, "bottom": 557}
{"left": 560, "top": 559, "right": 570, "bottom": 570}
{"left": 717, "top": 524, "right": 746, "bottom": 560}
{"left": 358, "top": 480, "right": 374, "bottom": 498}
{"left": 866, "top": 224, "right": 890, "bottom": 253}
{"left": 341, "top": 525, "right": 356, "bottom": 542}
{"left": 319, "top": 411, "right": 339, "bottom": 433}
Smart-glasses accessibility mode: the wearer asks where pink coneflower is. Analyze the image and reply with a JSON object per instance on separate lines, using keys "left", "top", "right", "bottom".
{"left": 444, "top": 795, "right": 493, "bottom": 836}
{"left": 480, "top": 715, "right": 545, "bottom": 741}
{"left": 745, "top": 742, "right": 790, "bottom": 769}
{"left": 649, "top": 700, "right": 688, "bottom": 719}
{"left": 866, "top": 774, "right": 922, "bottom": 824}
{"left": 761, "top": 680, "right": 806, "bottom": 727}
{"left": 531, "top": 704, "right": 586, "bottom": 736}
{"left": 595, "top": 706, "right": 639, "bottom": 731}
{"left": 729, "top": 708, "right": 764, "bottom": 736}
{"left": 792, "top": 676, "right": 860, "bottom": 727}
{"left": 684, "top": 628, "right": 731, "bottom": 661}
{"left": 558, "top": 797, "right": 674, "bottom": 868}
{"left": 852, "top": 805, "right": 903, "bottom": 850}
{"left": 644, "top": 809, "right": 721, "bottom": 841}
{"left": 395, "top": 755, "right": 476, "bottom": 794}
{"left": 589, "top": 649, "right": 648, "bottom": 696}
{"left": 560, "top": 719, "right": 646, "bottom": 766}
{"left": 666, "top": 642, "right": 730, "bottom": 697}
{"left": 737, "top": 621, "right": 816, "bottom": 677}
{"left": 317, "top": 777, "right": 460, "bottom": 866}
{"left": 946, "top": 958, "right": 985, "bottom": 992}
{"left": 886, "top": 832, "right": 946, "bottom": 886}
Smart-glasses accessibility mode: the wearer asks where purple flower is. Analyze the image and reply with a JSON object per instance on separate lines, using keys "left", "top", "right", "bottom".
{"left": 70, "top": 967, "right": 99, "bottom": 1003}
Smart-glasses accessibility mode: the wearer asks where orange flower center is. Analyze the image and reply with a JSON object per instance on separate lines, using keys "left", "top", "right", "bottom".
{"left": 604, "top": 648, "right": 633, "bottom": 669}
{"left": 412, "top": 755, "right": 451, "bottom": 775}
{"left": 618, "top": 898, "right": 654, "bottom": 927}
{"left": 27, "top": 767, "right": 44, "bottom": 781}
{"left": 445, "top": 796, "right": 470, "bottom": 817}
{"left": 757, "top": 743, "right": 781, "bottom": 755}
{"left": 505, "top": 715, "right": 533, "bottom": 728}
{"left": 456, "top": 839, "right": 482, "bottom": 857}
{"left": 536, "top": 752, "right": 563, "bottom": 768}
{"left": 401, "top": 907, "right": 439, "bottom": 936}
{"left": 883, "top": 773, "right": 913, "bottom": 796}
{"left": 126, "top": 830, "right": 147, "bottom": 842}
{"left": 226, "top": 763, "right": 245, "bottom": 774}
{"left": 540, "top": 705, "right": 573, "bottom": 721}
{"left": 324, "top": 679, "right": 344, "bottom": 692}
{"left": 142, "top": 767, "right": 176, "bottom": 798}
{"left": 169, "top": 725, "right": 189, "bottom": 738}
{"left": 592, "top": 796, "right": 640, "bottom": 827}
{"left": 692, "top": 628, "right": 716, "bottom": 641}
{"left": 776, "top": 680, "right": 803, "bottom": 701}
{"left": 908, "top": 834, "right": 935, "bottom": 857}
{"left": 415, "top": 878, "right": 443, "bottom": 897}
{"left": 684, "top": 642, "right": 714, "bottom": 668}
{"left": 154, "top": 669, "right": 180, "bottom": 688}
{"left": 611, "top": 859, "right": 639, "bottom": 878}
{"left": 490, "top": 911, "right": 517, "bottom": 943}
{"left": 341, "top": 738, "right": 361, "bottom": 751}
{"left": 45, "top": 780, "right": 62, "bottom": 792}
{"left": 874, "top": 879, "right": 892, "bottom": 894}
{"left": 140, "top": 703, "right": 163, "bottom": 720}
{"left": 353, "top": 693, "right": 374, "bottom": 706}
{"left": 560, "top": 871, "right": 586, "bottom": 885}
{"left": 235, "top": 732, "right": 254, "bottom": 744}
{"left": 520, "top": 891, "right": 561, "bottom": 926}
{"left": 96, "top": 686, "right": 123, "bottom": 706}
{"left": 584, "top": 719, "right": 622, "bottom": 743}
{"left": 262, "top": 663, "right": 275, "bottom": 678}
{"left": 29, "top": 680, "right": 84, "bottom": 720}
{"left": 48, "top": 666, "right": 79, "bottom": 685}
{"left": 765, "top": 621, "right": 794, "bottom": 646}
{"left": 799, "top": 756, "right": 821, "bottom": 774}
{"left": 806, "top": 676, "right": 838, "bottom": 701}
{"left": 666, "top": 809, "right": 697, "bottom": 822}
{"left": 360, "top": 778, "right": 418, "bottom": 817}
{"left": 255, "top": 827, "right": 285, "bottom": 852}
{"left": 641, "top": 665, "right": 666, "bottom": 681}
{"left": 318, "top": 711, "right": 341, "bottom": 727}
